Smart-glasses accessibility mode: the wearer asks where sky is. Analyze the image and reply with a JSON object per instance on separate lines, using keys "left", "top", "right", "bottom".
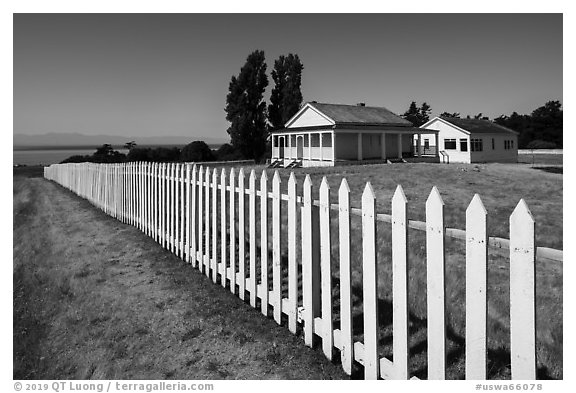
{"left": 13, "top": 13, "right": 563, "bottom": 141}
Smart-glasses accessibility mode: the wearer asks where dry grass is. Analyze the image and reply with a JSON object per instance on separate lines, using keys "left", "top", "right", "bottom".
{"left": 13, "top": 166, "right": 347, "bottom": 380}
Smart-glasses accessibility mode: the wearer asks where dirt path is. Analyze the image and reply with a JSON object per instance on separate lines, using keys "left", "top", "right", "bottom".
{"left": 13, "top": 169, "right": 347, "bottom": 380}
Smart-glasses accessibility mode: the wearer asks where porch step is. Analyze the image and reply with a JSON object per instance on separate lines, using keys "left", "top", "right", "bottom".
{"left": 285, "top": 159, "right": 302, "bottom": 168}
{"left": 267, "top": 159, "right": 283, "bottom": 168}
{"left": 386, "top": 158, "right": 406, "bottom": 164}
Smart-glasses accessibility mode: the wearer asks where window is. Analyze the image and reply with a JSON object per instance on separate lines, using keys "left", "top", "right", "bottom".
{"left": 273, "top": 135, "right": 279, "bottom": 147}
{"left": 424, "top": 139, "right": 430, "bottom": 149}
{"left": 322, "top": 133, "right": 332, "bottom": 147}
{"left": 492, "top": 138, "right": 495, "bottom": 150}
{"left": 511, "top": 140, "right": 514, "bottom": 149}
{"left": 444, "top": 139, "right": 457, "bottom": 150}
{"left": 471, "top": 138, "right": 483, "bottom": 152}
{"left": 504, "top": 140, "right": 515, "bottom": 150}
{"left": 460, "top": 139, "right": 468, "bottom": 152}
{"left": 310, "top": 133, "right": 320, "bottom": 147}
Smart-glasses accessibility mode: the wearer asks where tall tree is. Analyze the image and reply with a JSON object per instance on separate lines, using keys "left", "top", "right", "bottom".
{"left": 225, "top": 50, "right": 269, "bottom": 161}
{"left": 268, "top": 54, "right": 304, "bottom": 130}
{"left": 402, "top": 101, "right": 432, "bottom": 127}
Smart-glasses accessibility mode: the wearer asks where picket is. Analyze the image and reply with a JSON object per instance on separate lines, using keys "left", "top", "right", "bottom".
{"left": 260, "top": 170, "right": 269, "bottom": 316}
{"left": 212, "top": 169, "right": 218, "bottom": 283}
{"left": 272, "top": 170, "right": 282, "bottom": 324}
{"left": 249, "top": 170, "right": 257, "bottom": 308}
{"left": 392, "top": 185, "right": 409, "bottom": 380}
{"left": 362, "top": 182, "right": 379, "bottom": 380}
{"left": 167, "top": 163, "right": 173, "bottom": 251}
{"left": 197, "top": 166, "right": 204, "bottom": 272}
{"left": 229, "top": 168, "right": 236, "bottom": 294}
{"left": 189, "top": 164, "right": 196, "bottom": 266}
{"left": 180, "top": 164, "right": 186, "bottom": 259}
{"left": 185, "top": 164, "right": 191, "bottom": 263}
{"left": 509, "top": 199, "right": 536, "bottom": 380}
{"left": 426, "top": 186, "right": 446, "bottom": 380}
{"left": 319, "top": 177, "right": 333, "bottom": 360}
{"left": 465, "top": 194, "right": 488, "bottom": 380}
{"left": 44, "top": 161, "right": 553, "bottom": 382}
{"left": 204, "top": 167, "right": 211, "bottom": 276}
{"left": 287, "top": 173, "right": 298, "bottom": 334}
{"left": 220, "top": 168, "right": 227, "bottom": 288}
{"left": 338, "top": 178, "right": 353, "bottom": 375}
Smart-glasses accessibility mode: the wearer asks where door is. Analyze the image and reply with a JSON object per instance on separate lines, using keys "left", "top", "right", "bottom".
{"left": 296, "top": 136, "right": 304, "bottom": 159}
{"left": 278, "top": 137, "right": 285, "bottom": 159}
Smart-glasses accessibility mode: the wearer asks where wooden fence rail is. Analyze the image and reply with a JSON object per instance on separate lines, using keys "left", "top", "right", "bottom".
{"left": 44, "top": 161, "right": 561, "bottom": 380}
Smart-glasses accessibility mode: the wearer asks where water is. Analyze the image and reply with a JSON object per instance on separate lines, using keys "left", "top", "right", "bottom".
{"left": 13, "top": 149, "right": 129, "bottom": 166}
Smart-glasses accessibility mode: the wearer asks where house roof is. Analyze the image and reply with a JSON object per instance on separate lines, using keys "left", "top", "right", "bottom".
{"left": 435, "top": 117, "right": 519, "bottom": 135}
{"left": 292, "top": 102, "right": 412, "bottom": 127}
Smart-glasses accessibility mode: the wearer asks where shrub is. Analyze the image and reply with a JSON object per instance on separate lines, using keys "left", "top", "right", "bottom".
{"left": 180, "top": 141, "right": 215, "bottom": 162}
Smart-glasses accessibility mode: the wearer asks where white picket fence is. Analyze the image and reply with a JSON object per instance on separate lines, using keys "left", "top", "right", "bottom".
{"left": 43, "top": 161, "right": 562, "bottom": 380}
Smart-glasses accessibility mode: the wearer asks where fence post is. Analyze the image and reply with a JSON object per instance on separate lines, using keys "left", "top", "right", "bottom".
{"left": 238, "top": 168, "right": 246, "bottom": 300}
{"left": 392, "top": 185, "right": 409, "bottom": 380}
{"left": 510, "top": 199, "right": 536, "bottom": 380}
{"left": 426, "top": 186, "right": 446, "bottom": 380}
{"left": 362, "top": 182, "right": 379, "bottom": 380}
{"left": 287, "top": 173, "right": 298, "bottom": 334}
{"left": 272, "top": 170, "right": 282, "bottom": 324}
{"left": 229, "top": 168, "right": 236, "bottom": 294}
{"left": 465, "top": 194, "right": 488, "bottom": 380}
{"left": 319, "top": 177, "right": 333, "bottom": 360}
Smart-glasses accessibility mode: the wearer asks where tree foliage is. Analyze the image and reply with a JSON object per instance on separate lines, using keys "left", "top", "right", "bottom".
{"left": 494, "top": 100, "right": 562, "bottom": 148}
{"left": 180, "top": 141, "right": 215, "bottom": 162}
{"left": 402, "top": 101, "right": 431, "bottom": 126}
{"left": 225, "top": 50, "right": 269, "bottom": 161}
{"left": 440, "top": 112, "right": 460, "bottom": 118}
{"left": 268, "top": 54, "right": 304, "bottom": 131}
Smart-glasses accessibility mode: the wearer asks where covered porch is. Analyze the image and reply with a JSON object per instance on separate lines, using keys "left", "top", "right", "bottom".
{"left": 271, "top": 128, "right": 440, "bottom": 167}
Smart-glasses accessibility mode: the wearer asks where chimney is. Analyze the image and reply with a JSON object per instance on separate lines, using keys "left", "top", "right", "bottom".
{"left": 357, "top": 102, "right": 365, "bottom": 107}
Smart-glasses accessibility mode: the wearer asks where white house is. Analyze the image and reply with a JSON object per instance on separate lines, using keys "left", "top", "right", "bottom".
{"left": 271, "top": 102, "right": 439, "bottom": 167}
{"left": 418, "top": 117, "right": 519, "bottom": 164}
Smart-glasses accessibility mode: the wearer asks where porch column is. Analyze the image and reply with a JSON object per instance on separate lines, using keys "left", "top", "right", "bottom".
{"left": 397, "top": 134, "right": 403, "bottom": 159}
{"left": 272, "top": 135, "right": 276, "bottom": 159}
{"left": 288, "top": 134, "right": 292, "bottom": 159}
{"left": 332, "top": 132, "right": 336, "bottom": 162}
{"left": 380, "top": 133, "right": 386, "bottom": 160}
{"left": 417, "top": 133, "right": 422, "bottom": 157}
{"left": 319, "top": 132, "right": 323, "bottom": 161}
{"left": 308, "top": 133, "right": 312, "bottom": 160}
{"left": 434, "top": 133, "right": 439, "bottom": 158}
{"left": 357, "top": 133, "right": 363, "bottom": 161}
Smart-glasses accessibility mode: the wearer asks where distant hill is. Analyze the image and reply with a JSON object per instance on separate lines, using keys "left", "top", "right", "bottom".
{"left": 13, "top": 133, "right": 228, "bottom": 149}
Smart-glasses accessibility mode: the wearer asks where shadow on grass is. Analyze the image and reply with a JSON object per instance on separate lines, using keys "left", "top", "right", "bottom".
{"left": 532, "top": 166, "right": 562, "bottom": 174}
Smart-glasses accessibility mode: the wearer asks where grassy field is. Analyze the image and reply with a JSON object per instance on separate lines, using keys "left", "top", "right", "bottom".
{"left": 20, "top": 158, "right": 562, "bottom": 380}
{"left": 13, "top": 166, "right": 347, "bottom": 380}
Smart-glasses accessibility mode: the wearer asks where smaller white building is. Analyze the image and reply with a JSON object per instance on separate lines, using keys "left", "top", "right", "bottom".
{"left": 418, "top": 117, "right": 519, "bottom": 164}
